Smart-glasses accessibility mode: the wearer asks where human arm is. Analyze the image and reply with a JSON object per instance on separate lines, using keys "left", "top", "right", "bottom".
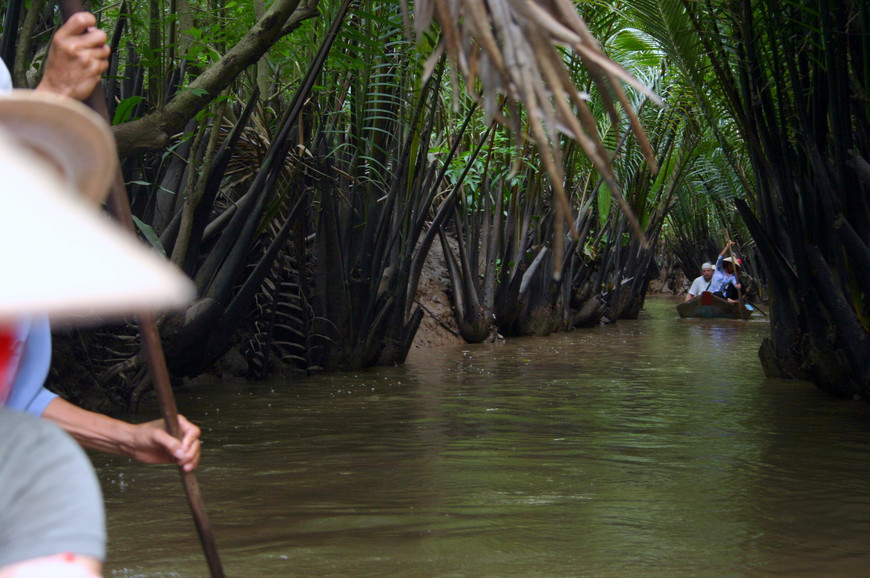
{"left": 5, "top": 322, "right": 200, "bottom": 471}
{"left": 719, "top": 240, "right": 734, "bottom": 258}
{"left": 35, "top": 12, "right": 109, "bottom": 100}
{"left": 41, "top": 397, "right": 202, "bottom": 472}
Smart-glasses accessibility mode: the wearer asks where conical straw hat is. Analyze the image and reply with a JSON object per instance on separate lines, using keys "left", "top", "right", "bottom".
{"left": 0, "top": 91, "right": 195, "bottom": 323}
{"left": 0, "top": 90, "right": 115, "bottom": 205}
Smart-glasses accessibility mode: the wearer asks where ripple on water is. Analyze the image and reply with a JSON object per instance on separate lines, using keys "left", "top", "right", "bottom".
{"left": 98, "top": 298, "right": 870, "bottom": 576}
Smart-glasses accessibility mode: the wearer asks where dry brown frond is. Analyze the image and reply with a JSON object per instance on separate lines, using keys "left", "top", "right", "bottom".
{"left": 413, "top": 0, "right": 660, "bottom": 279}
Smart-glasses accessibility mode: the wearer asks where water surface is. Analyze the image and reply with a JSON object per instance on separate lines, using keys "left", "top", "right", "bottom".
{"left": 98, "top": 297, "right": 870, "bottom": 576}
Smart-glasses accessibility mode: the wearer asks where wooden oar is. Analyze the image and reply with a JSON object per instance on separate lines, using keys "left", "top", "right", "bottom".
{"left": 56, "top": 5, "right": 224, "bottom": 577}
{"left": 751, "top": 302, "right": 769, "bottom": 316}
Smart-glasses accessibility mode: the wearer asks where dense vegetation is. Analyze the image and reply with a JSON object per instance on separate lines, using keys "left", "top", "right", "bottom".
{"left": 1, "top": 0, "right": 867, "bottom": 406}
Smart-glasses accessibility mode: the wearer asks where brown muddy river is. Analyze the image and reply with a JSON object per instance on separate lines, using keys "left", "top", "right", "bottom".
{"left": 95, "top": 296, "right": 870, "bottom": 576}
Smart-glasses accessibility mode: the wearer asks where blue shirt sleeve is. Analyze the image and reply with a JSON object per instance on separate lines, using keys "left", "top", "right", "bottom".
{"left": 1, "top": 61, "right": 56, "bottom": 415}
{"left": 710, "top": 256, "right": 727, "bottom": 293}
{"left": 5, "top": 317, "right": 57, "bottom": 416}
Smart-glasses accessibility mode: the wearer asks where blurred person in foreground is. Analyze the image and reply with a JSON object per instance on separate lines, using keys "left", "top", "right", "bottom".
{"left": 0, "top": 12, "right": 198, "bottom": 577}
{"left": 1, "top": 10, "right": 201, "bottom": 474}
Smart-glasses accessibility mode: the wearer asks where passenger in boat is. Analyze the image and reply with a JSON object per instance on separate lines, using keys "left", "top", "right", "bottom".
{"left": 710, "top": 241, "right": 743, "bottom": 303}
{"left": 686, "top": 262, "right": 716, "bottom": 301}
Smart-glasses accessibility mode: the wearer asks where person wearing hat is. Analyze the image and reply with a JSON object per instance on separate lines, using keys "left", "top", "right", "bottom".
{"left": 710, "top": 240, "right": 743, "bottom": 302}
{"left": 685, "top": 261, "right": 716, "bottom": 302}
{"left": 1, "top": 11, "right": 201, "bottom": 471}
{"left": 0, "top": 13, "right": 198, "bottom": 577}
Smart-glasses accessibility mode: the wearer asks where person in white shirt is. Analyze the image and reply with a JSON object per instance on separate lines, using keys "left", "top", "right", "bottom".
{"left": 685, "top": 262, "right": 715, "bottom": 302}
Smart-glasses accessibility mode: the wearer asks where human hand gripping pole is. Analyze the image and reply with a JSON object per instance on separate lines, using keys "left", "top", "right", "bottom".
{"left": 55, "top": 4, "right": 225, "bottom": 576}
{"left": 725, "top": 232, "right": 743, "bottom": 310}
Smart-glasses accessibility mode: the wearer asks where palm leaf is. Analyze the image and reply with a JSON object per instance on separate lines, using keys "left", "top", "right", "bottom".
{"left": 411, "top": 0, "right": 661, "bottom": 277}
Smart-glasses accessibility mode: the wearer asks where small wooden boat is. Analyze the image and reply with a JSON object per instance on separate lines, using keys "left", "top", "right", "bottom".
{"left": 676, "top": 291, "right": 753, "bottom": 320}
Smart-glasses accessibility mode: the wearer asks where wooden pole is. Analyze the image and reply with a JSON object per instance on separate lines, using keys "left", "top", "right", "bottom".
{"left": 56, "top": 5, "right": 225, "bottom": 576}
{"left": 725, "top": 231, "right": 745, "bottom": 319}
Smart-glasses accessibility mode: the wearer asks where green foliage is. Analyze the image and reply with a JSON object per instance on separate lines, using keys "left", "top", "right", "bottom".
{"left": 597, "top": 181, "right": 612, "bottom": 228}
{"left": 11, "top": 0, "right": 812, "bottom": 383}
{"left": 112, "top": 95, "right": 145, "bottom": 125}
{"left": 131, "top": 215, "right": 167, "bottom": 255}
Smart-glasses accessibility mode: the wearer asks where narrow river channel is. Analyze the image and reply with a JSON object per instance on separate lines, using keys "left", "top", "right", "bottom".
{"left": 97, "top": 296, "right": 870, "bottom": 576}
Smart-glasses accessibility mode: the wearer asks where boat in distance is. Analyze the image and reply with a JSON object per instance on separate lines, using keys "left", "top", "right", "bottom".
{"left": 677, "top": 291, "right": 753, "bottom": 320}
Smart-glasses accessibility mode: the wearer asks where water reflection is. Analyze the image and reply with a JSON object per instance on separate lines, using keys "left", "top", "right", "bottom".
{"left": 96, "top": 297, "right": 870, "bottom": 576}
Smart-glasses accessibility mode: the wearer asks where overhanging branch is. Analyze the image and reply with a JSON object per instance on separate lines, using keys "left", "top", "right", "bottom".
{"left": 113, "top": 0, "right": 318, "bottom": 156}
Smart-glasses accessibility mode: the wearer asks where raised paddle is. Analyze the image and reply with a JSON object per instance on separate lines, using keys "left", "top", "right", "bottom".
{"left": 724, "top": 232, "right": 752, "bottom": 320}
{"left": 55, "top": 4, "right": 225, "bottom": 576}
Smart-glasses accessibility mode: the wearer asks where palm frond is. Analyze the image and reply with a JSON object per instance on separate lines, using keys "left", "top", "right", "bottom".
{"left": 412, "top": 0, "right": 661, "bottom": 277}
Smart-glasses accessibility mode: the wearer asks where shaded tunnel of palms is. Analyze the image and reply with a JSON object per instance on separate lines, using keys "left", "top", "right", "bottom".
{"left": 1, "top": 0, "right": 866, "bottom": 406}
